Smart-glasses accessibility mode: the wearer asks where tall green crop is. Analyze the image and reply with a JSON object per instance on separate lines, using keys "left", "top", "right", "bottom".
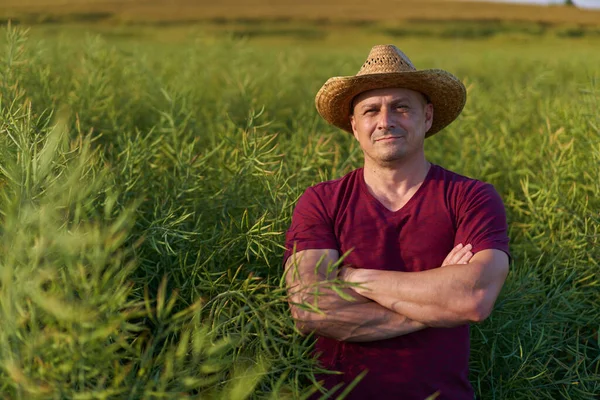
{"left": 0, "top": 21, "right": 598, "bottom": 399}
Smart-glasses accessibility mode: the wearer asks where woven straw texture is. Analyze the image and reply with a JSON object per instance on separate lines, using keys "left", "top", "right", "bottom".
{"left": 315, "top": 45, "right": 467, "bottom": 137}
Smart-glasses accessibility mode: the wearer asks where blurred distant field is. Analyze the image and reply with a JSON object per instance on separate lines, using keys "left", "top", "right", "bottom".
{"left": 0, "top": 1, "right": 599, "bottom": 399}
{"left": 2, "top": 0, "right": 600, "bottom": 46}
{"left": 2, "top": 0, "right": 600, "bottom": 26}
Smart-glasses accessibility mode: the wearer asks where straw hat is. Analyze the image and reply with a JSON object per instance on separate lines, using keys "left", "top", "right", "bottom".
{"left": 315, "top": 44, "right": 466, "bottom": 137}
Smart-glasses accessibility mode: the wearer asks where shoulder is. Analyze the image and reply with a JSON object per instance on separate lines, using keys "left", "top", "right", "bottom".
{"left": 432, "top": 164, "right": 484, "bottom": 187}
{"left": 437, "top": 166, "right": 510, "bottom": 257}
{"left": 301, "top": 168, "right": 362, "bottom": 204}
{"left": 307, "top": 168, "right": 362, "bottom": 194}
{"left": 433, "top": 164, "right": 498, "bottom": 196}
{"left": 431, "top": 164, "right": 504, "bottom": 212}
{"left": 292, "top": 169, "right": 362, "bottom": 222}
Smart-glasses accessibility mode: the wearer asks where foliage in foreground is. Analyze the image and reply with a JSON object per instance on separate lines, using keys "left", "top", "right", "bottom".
{"left": 0, "top": 25, "right": 599, "bottom": 399}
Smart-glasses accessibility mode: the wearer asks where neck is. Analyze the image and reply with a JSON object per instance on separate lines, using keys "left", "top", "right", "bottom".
{"left": 363, "top": 154, "right": 430, "bottom": 199}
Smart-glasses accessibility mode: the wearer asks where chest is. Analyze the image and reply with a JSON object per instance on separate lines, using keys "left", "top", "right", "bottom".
{"left": 334, "top": 195, "right": 456, "bottom": 272}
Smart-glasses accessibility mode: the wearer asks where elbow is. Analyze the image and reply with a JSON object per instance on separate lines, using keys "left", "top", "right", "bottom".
{"left": 469, "top": 303, "right": 492, "bottom": 323}
{"left": 463, "top": 252, "right": 509, "bottom": 323}
{"left": 289, "top": 305, "right": 310, "bottom": 334}
{"left": 465, "top": 290, "right": 495, "bottom": 323}
{"left": 294, "top": 320, "right": 313, "bottom": 336}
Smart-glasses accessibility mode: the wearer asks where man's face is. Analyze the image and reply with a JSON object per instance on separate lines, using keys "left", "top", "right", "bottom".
{"left": 350, "top": 87, "right": 433, "bottom": 166}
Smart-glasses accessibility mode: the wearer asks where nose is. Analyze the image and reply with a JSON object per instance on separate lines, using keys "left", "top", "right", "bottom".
{"left": 377, "top": 107, "right": 395, "bottom": 130}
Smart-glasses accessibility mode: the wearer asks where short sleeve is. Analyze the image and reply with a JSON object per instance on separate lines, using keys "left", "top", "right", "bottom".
{"left": 283, "top": 187, "right": 339, "bottom": 266}
{"left": 454, "top": 183, "right": 511, "bottom": 260}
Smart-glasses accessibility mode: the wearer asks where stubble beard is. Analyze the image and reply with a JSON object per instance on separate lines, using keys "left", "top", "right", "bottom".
{"left": 365, "top": 133, "right": 428, "bottom": 168}
{"left": 365, "top": 143, "right": 409, "bottom": 168}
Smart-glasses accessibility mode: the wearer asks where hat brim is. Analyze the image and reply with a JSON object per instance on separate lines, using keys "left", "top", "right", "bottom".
{"left": 315, "top": 69, "right": 466, "bottom": 137}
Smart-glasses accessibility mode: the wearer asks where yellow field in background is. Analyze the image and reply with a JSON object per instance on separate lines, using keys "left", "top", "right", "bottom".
{"left": 2, "top": 0, "right": 600, "bottom": 25}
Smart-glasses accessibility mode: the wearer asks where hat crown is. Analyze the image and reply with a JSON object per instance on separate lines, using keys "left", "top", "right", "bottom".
{"left": 357, "top": 44, "right": 416, "bottom": 75}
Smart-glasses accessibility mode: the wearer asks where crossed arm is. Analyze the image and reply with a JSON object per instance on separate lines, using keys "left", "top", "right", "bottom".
{"left": 339, "top": 247, "right": 509, "bottom": 328}
{"left": 285, "top": 243, "right": 508, "bottom": 341}
{"left": 285, "top": 249, "right": 426, "bottom": 342}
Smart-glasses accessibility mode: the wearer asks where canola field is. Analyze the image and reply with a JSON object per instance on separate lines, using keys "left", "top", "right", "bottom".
{"left": 0, "top": 5, "right": 599, "bottom": 398}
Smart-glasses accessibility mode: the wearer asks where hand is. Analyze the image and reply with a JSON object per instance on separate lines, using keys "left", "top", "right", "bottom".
{"left": 442, "top": 243, "right": 473, "bottom": 267}
{"left": 338, "top": 266, "right": 357, "bottom": 282}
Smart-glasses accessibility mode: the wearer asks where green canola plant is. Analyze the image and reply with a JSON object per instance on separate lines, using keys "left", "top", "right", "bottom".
{"left": 0, "top": 23, "right": 598, "bottom": 399}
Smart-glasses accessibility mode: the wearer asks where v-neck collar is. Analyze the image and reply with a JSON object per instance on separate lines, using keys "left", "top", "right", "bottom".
{"left": 358, "top": 163, "right": 436, "bottom": 216}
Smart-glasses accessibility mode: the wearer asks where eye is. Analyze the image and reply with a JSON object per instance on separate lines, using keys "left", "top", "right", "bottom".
{"left": 395, "top": 104, "right": 409, "bottom": 111}
{"left": 363, "top": 108, "right": 377, "bottom": 115}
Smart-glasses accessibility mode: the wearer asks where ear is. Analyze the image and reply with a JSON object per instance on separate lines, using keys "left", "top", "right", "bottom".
{"left": 350, "top": 114, "right": 359, "bottom": 141}
{"left": 424, "top": 103, "right": 434, "bottom": 133}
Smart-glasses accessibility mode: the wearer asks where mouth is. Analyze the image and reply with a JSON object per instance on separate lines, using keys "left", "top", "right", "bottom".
{"left": 375, "top": 136, "right": 404, "bottom": 142}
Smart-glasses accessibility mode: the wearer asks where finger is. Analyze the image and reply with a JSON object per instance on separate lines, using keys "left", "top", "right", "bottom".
{"left": 452, "top": 243, "right": 464, "bottom": 254}
{"left": 449, "top": 243, "right": 471, "bottom": 264}
{"left": 454, "top": 244, "right": 473, "bottom": 264}
{"left": 446, "top": 243, "right": 463, "bottom": 260}
{"left": 442, "top": 246, "right": 457, "bottom": 266}
{"left": 457, "top": 251, "right": 473, "bottom": 264}
{"left": 442, "top": 243, "right": 464, "bottom": 266}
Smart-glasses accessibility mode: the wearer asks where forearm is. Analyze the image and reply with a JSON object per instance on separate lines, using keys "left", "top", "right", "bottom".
{"left": 293, "top": 297, "right": 426, "bottom": 342}
{"left": 289, "top": 278, "right": 426, "bottom": 341}
{"left": 353, "top": 269, "right": 473, "bottom": 327}
{"left": 284, "top": 248, "right": 427, "bottom": 342}
{"left": 347, "top": 261, "right": 504, "bottom": 327}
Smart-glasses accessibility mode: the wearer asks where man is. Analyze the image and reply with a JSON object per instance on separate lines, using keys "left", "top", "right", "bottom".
{"left": 283, "top": 45, "right": 510, "bottom": 399}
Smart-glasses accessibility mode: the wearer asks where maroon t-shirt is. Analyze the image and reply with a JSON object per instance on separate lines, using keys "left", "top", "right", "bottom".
{"left": 284, "top": 163, "right": 510, "bottom": 399}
